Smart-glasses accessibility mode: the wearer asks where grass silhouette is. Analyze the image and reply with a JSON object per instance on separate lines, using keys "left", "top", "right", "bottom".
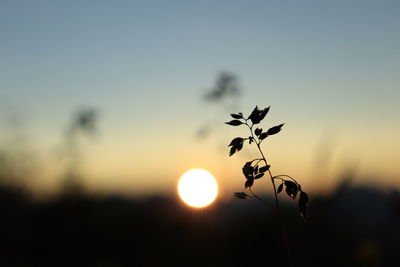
{"left": 226, "top": 106, "right": 309, "bottom": 219}
{"left": 226, "top": 106, "right": 309, "bottom": 266}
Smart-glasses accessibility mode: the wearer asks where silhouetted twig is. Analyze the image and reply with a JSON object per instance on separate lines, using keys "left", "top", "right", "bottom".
{"left": 226, "top": 106, "right": 310, "bottom": 267}
{"left": 226, "top": 106, "right": 309, "bottom": 220}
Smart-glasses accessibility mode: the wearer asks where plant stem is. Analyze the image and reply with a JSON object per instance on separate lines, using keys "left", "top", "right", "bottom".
{"left": 256, "top": 143, "right": 280, "bottom": 211}
{"left": 247, "top": 123, "right": 280, "bottom": 213}
{"left": 273, "top": 174, "right": 298, "bottom": 184}
{"left": 248, "top": 188, "right": 277, "bottom": 212}
{"left": 247, "top": 122, "right": 293, "bottom": 267}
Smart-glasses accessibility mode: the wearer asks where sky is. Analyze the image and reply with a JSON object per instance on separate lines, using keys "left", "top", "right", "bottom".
{"left": 0, "top": 0, "right": 399, "bottom": 197}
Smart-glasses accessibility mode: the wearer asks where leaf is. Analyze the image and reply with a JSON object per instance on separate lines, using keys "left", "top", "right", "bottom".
{"left": 245, "top": 178, "right": 254, "bottom": 189}
{"left": 225, "top": 120, "right": 243, "bottom": 126}
{"left": 242, "top": 162, "right": 254, "bottom": 179}
{"left": 299, "top": 202, "right": 307, "bottom": 220}
{"left": 228, "top": 137, "right": 244, "bottom": 147}
{"left": 248, "top": 136, "right": 254, "bottom": 144}
{"left": 236, "top": 142, "right": 243, "bottom": 152}
{"left": 267, "top": 124, "right": 284, "bottom": 135}
{"left": 243, "top": 161, "right": 252, "bottom": 168}
{"left": 301, "top": 191, "right": 308, "bottom": 202}
{"left": 248, "top": 106, "right": 270, "bottom": 124}
{"left": 231, "top": 113, "right": 243, "bottom": 119}
{"left": 234, "top": 192, "right": 250, "bottom": 199}
{"left": 248, "top": 106, "right": 262, "bottom": 124}
{"left": 254, "top": 165, "right": 258, "bottom": 175}
{"left": 229, "top": 143, "right": 243, "bottom": 156}
{"left": 259, "top": 132, "right": 268, "bottom": 140}
{"left": 248, "top": 106, "right": 259, "bottom": 119}
{"left": 254, "top": 173, "right": 264, "bottom": 179}
{"left": 277, "top": 183, "right": 283, "bottom": 193}
{"left": 229, "top": 146, "right": 236, "bottom": 156}
{"left": 299, "top": 191, "right": 309, "bottom": 219}
{"left": 254, "top": 128, "right": 262, "bottom": 136}
{"left": 258, "top": 106, "right": 270, "bottom": 121}
{"left": 259, "top": 165, "right": 270, "bottom": 173}
{"left": 228, "top": 138, "right": 245, "bottom": 156}
{"left": 284, "top": 181, "right": 297, "bottom": 188}
{"left": 284, "top": 181, "right": 298, "bottom": 199}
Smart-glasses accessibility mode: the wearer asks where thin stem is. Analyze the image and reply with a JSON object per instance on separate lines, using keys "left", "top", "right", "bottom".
{"left": 246, "top": 122, "right": 280, "bottom": 213}
{"left": 242, "top": 118, "right": 294, "bottom": 267}
{"left": 248, "top": 187, "right": 277, "bottom": 213}
{"left": 253, "top": 158, "right": 263, "bottom": 167}
{"left": 249, "top": 158, "right": 264, "bottom": 163}
{"left": 273, "top": 174, "right": 299, "bottom": 184}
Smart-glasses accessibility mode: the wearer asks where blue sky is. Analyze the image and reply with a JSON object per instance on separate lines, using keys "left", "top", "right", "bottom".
{"left": 1, "top": 0, "right": 399, "bottom": 194}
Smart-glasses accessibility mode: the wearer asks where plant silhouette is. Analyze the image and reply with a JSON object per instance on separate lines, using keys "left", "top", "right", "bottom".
{"left": 226, "top": 106, "right": 309, "bottom": 220}
{"left": 204, "top": 72, "right": 239, "bottom": 102}
{"left": 57, "top": 107, "right": 99, "bottom": 193}
{"left": 196, "top": 72, "right": 241, "bottom": 140}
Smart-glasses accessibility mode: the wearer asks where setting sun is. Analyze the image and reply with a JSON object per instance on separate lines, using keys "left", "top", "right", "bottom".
{"left": 178, "top": 169, "right": 218, "bottom": 208}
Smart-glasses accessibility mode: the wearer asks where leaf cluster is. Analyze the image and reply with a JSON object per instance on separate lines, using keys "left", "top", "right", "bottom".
{"left": 226, "top": 106, "right": 285, "bottom": 157}
{"left": 276, "top": 179, "right": 309, "bottom": 219}
{"left": 242, "top": 160, "right": 270, "bottom": 189}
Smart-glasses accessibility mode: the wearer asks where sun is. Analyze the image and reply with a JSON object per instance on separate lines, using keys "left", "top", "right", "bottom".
{"left": 178, "top": 169, "right": 218, "bottom": 208}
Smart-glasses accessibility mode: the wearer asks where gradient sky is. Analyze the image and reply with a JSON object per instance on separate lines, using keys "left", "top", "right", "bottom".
{"left": 1, "top": 0, "right": 399, "bottom": 196}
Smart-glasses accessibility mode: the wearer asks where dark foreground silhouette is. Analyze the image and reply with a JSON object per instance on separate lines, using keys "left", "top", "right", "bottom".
{"left": 0, "top": 182, "right": 399, "bottom": 267}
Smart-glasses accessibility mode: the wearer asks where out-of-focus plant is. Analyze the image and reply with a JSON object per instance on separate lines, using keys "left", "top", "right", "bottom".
{"left": 57, "top": 107, "right": 98, "bottom": 192}
{"left": 197, "top": 72, "right": 241, "bottom": 139}
{"left": 204, "top": 72, "right": 239, "bottom": 102}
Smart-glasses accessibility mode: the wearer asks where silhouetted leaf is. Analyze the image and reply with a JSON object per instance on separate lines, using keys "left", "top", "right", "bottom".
{"left": 245, "top": 178, "right": 254, "bottom": 188}
{"left": 299, "top": 191, "right": 309, "bottom": 218}
{"left": 284, "top": 180, "right": 297, "bottom": 188}
{"left": 300, "top": 190, "right": 308, "bottom": 203}
{"left": 254, "top": 173, "right": 264, "bottom": 179}
{"left": 284, "top": 181, "right": 298, "bottom": 199}
{"left": 248, "top": 136, "right": 254, "bottom": 144}
{"left": 229, "top": 146, "right": 237, "bottom": 157}
{"left": 243, "top": 161, "right": 252, "bottom": 168}
{"left": 277, "top": 183, "right": 283, "bottom": 193}
{"left": 234, "top": 192, "right": 250, "bottom": 199}
{"left": 247, "top": 106, "right": 260, "bottom": 123}
{"left": 254, "top": 128, "right": 262, "bottom": 136}
{"left": 228, "top": 137, "right": 244, "bottom": 147}
{"left": 259, "top": 165, "right": 270, "bottom": 173}
{"left": 267, "top": 124, "right": 284, "bottom": 135}
{"left": 236, "top": 142, "right": 243, "bottom": 152}
{"left": 242, "top": 162, "right": 254, "bottom": 179}
{"left": 254, "top": 165, "right": 258, "bottom": 174}
{"left": 248, "top": 106, "right": 270, "bottom": 124}
{"left": 258, "top": 106, "right": 270, "bottom": 121}
{"left": 231, "top": 113, "right": 243, "bottom": 119}
{"left": 242, "top": 163, "right": 254, "bottom": 179}
{"left": 228, "top": 137, "right": 245, "bottom": 156}
{"left": 259, "top": 132, "right": 268, "bottom": 140}
{"left": 225, "top": 120, "right": 243, "bottom": 126}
